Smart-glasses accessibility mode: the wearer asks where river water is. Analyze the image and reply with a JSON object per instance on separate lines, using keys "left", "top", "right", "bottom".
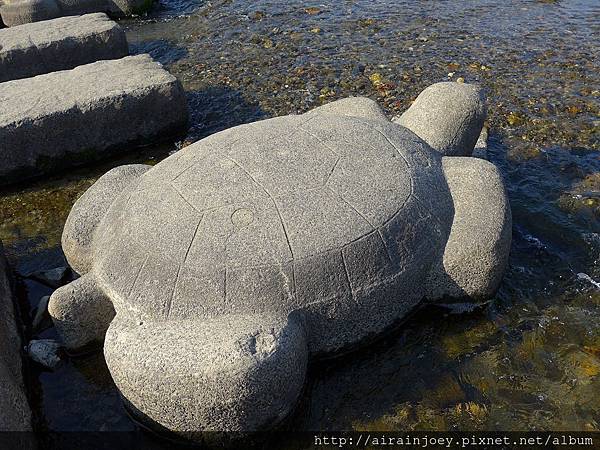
{"left": 0, "top": 0, "right": 599, "bottom": 441}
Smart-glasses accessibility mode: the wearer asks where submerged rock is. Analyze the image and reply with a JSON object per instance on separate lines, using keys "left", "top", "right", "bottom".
{"left": 476, "top": 126, "right": 489, "bottom": 150}
{"left": 27, "top": 266, "right": 68, "bottom": 288}
{"left": 48, "top": 88, "right": 511, "bottom": 437}
{"left": 472, "top": 126, "right": 489, "bottom": 159}
{"left": 26, "top": 339, "right": 63, "bottom": 369}
{"left": 31, "top": 295, "right": 50, "bottom": 331}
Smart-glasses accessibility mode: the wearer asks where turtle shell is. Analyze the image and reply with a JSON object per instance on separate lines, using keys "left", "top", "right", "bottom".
{"left": 93, "top": 113, "right": 453, "bottom": 343}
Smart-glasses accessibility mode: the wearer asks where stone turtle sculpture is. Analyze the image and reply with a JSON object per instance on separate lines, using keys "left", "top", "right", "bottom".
{"left": 49, "top": 82, "right": 511, "bottom": 436}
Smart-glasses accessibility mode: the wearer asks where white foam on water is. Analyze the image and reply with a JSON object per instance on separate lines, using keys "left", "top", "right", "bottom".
{"left": 577, "top": 272, "right": 600, "bottom": 290}
{"left": 523, "top": 233, "right": 546, "bottom": 249}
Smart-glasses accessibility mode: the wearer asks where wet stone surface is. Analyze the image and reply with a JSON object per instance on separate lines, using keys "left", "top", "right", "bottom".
{"left": 0, "top": 0, "right": 599, "bottom": 441}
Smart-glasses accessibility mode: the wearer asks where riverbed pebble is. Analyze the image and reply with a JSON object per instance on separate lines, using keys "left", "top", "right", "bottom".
{"left": 26, "top": 339, "right": 62, "bottom": 369}
{"left": 28, "top": 266, "right": 68, "bottom": 288}
{"left": 32, "top": 295, "right": 50, "bottom": 331}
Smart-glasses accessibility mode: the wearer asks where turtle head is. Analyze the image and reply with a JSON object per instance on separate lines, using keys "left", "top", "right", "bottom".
{"left": 62, "top": 164, "right": 151, "bottom": 274}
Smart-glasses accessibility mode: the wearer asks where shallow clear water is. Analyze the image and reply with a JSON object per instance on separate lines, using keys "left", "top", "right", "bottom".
{"left": 1, "top": 0, "right": 599, "bottom": 440}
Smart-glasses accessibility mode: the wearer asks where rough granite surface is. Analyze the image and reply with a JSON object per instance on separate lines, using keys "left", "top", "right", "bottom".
{"left": 426, "top": 157, "right": 512, "bottom": 300}
{"left": 0, "top": 0, "right": 60, "bottom": 28}
{"left": 49, "top": 88, "right": 511, "bottom": 435}
{"left": 0, "top": 241, "right": 32, "bottom": 431}
{"left": 0, "top": 0, "right": 152, "bottom": 27}
{"left": 0, "top": 54, "right": 189, "bottom": 186}
{"left": 394, "top": 81, "right": 486, "bottom": 156}
{"left": 0, "top": 13, "right": 128, "bottom": 82}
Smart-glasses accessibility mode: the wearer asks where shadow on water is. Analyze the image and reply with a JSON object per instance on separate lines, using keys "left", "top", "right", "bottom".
{"left": 185, "top": 87, "right": 268, "bottom": 140}
{"left": 148, "top": 0, "right": 206, "bottom": 18}
{"left": 129, "top": 39, "right": 189, "bottom": 66}
{"left": 487, "top": 135, "right": 600, "bottom": 305}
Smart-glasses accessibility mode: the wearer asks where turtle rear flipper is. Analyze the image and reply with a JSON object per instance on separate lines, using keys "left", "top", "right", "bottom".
{"left": 48, "top": 273, "right": 114, "bottom": 351}
{"left": 427, "top": 157, "right": 511, "bottom": 301}
{"left": 104, "top": 312, "right": 308, "bottom": 435}
{"left": 62, "top": 164, "right": 151, "bottom": 274}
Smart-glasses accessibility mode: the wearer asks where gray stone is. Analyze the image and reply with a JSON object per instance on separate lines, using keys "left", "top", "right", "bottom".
{"left": 0, "top": 0, "right": 60, "bottom": 28}
{"left": 0, "top": 0, "right": 152, "bottom": 27}
{"left": 394, "top": 81, "right": 486, "bottom": 156}
{"left": 426, "top": 157, "right": 512, "bottom": 300}
{"left": 105, "top": 313, "right": 307, "bottom": 434}
{"left": 476, "top": 126, "right": 488, "bottom": 150}
{"left": 0, "top": 241, "right": 32, "bottom": 431}
{"left": 49, "top": 94, "right": 511, "bottom": 435}
{"left": 48, "top": 273, "right": 115, "bottom": 349}
{"left": 0, "top": 54, "right": 189, "bottom": 186}
{"left": 26, "top": 338, "right": 62, "bottom": 369}
{"left": 472, "top": 125, "right": 489, "bottom": 159}
{"left": 62, "top": 164, "right": 151, "bottom": 274}
{"left": 32, "top": 295, "right": 50, "bottom": 331}
{"left": 0, "top": 13, "right": 128, "bottom": 82}
{"left": 28, "top": 265, "right": 68, "bottom": 287}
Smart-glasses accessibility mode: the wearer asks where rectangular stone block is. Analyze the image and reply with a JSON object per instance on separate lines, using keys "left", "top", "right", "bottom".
{"left": 0, "top": 0, "right": 151, "bottom": 27}
{"left": 0, "top": 13, "right": 128, "bottom": 82}
{"left": 0, "top": 54, "right": 189, "bottom": 185}
{"left": 0, "top": 241, "right": 32, "bottom": 431}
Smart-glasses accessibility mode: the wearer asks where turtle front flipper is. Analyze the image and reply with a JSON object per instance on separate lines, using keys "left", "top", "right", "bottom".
{"left": 62, "top": 164, "right": 151, "bottom": 274}
{"left": 104, "top": 312, "right": 308, "bottom": 436}
{"left": 48, "top": 273, "right": 114, "bottom": 352}
{"left": 394, "top": 82, "right": 486, "bottom": 156}
{"left": 426, "top": 157, "right": 512, "bottom": 301}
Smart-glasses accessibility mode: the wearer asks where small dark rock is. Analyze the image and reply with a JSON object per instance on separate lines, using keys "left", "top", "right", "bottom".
{"left": 27, "top": 267, "right": 69, "bottom": 288}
